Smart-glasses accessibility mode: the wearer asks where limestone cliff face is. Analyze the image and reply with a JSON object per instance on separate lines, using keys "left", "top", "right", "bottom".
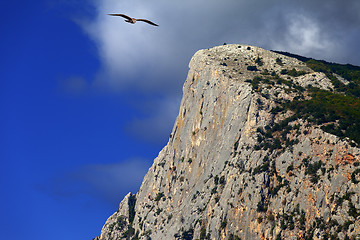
{"left": 95, "top": 45, "right": 360, "bottom": 240}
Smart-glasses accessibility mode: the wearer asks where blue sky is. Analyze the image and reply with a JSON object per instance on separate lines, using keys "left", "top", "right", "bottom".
{"left": 1, "top": 0, "right": 360, "bottom": 239}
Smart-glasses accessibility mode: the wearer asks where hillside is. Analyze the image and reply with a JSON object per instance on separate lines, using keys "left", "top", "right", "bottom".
{"left": 94, "top": 44, "right": 360, "bottom": 240}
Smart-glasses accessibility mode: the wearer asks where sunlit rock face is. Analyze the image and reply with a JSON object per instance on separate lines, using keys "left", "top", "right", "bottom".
{"left": 96, "top": 45, "right": 360, "bottom": 240}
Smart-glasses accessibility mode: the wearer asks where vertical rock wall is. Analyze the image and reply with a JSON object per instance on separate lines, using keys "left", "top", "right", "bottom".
{"left": 96, "top": 45, "right": 360, "bottom": 240}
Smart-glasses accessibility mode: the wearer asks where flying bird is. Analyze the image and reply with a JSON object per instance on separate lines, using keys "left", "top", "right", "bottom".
{"left": 108, "top": 14, "right": 159, "bottom": 26}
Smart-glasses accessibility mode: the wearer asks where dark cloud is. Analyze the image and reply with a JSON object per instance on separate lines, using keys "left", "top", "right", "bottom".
{"left": 83, "top": 0, "right": 360, "bottom": 89}
{"left": 39, "top": 158, "right": 152, "bottom": 207}
{"left": 77, "top": 0, "right": 360, "bottom": 143}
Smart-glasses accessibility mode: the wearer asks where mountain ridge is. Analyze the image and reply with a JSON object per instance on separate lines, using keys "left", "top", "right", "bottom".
{"left": 94, "top": 44, "right": 360, "bottom": 240}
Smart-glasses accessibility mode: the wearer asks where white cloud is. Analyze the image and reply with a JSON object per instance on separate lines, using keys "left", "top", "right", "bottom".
{"left": 81, "top": 0, "right": 360, "bottom": 92}
{"left": 80, "top": 0, "right": 181, "bottom": 92}
{"left": 270, "top": 13, "right": 336, "bottom": 59}
{"left": 75, "top": 0, "right": 360, "bottom": 144}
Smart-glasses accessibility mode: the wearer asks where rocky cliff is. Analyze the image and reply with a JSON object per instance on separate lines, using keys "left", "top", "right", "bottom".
{"left": 95, "top": 44, "right": 360, "bottom": 240}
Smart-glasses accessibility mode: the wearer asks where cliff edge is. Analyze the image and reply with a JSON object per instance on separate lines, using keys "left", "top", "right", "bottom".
{"left": 95, "top": 44, "right": 360, "bottom": 240}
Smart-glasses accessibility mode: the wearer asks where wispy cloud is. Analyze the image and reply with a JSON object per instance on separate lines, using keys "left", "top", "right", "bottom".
{"left": 269, "top": 13, "right": 336, "bottom": 59}
{"left": 40, "top": 158, "right": 152, "bottom": 207}
{"left": 58, "top": 76, "right": 89, "bottom": 95}
{"left": 124, "top": 95, "right": 180, "bottom": 144}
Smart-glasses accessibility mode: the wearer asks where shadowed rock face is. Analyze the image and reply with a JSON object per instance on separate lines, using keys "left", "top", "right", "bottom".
{"left": 96, "top": 45, "right": 360, "bottom": 240}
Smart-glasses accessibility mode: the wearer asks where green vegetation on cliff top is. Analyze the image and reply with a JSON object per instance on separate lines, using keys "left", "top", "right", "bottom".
{"left": 258, "top": 51, "right": 360, "bottom": 145}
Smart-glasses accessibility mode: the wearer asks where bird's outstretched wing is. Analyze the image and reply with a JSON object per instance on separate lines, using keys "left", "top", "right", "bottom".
{"left": 108, "top": 13, "right": 132, "bottom": 21}
{"left": 136, "top": 19, "right": 159, "bottom": 26}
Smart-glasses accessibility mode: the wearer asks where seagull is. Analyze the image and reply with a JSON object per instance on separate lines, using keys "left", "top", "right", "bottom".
{"left": 108, "top": 13, "right": 159, "bottom": 26}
